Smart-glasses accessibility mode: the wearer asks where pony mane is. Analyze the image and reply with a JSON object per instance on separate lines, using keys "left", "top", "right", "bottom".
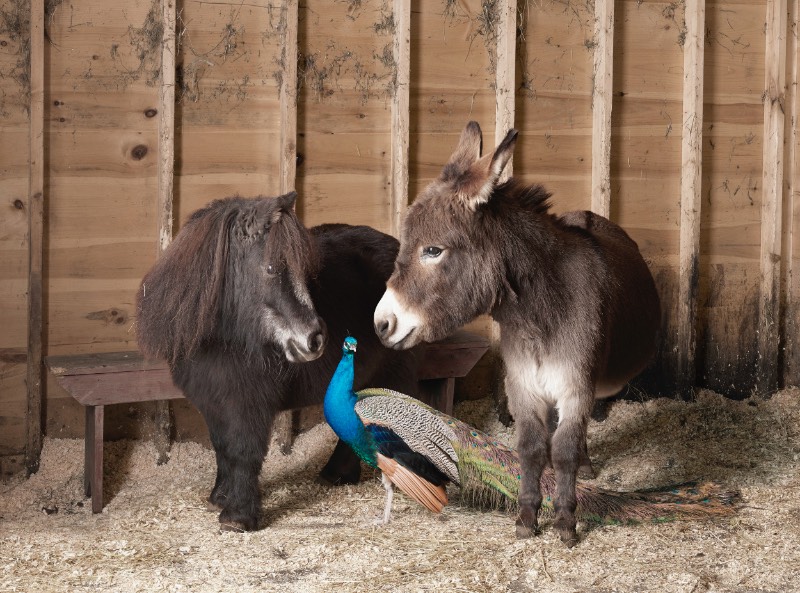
{"left": 135, "top": 195, "right": 316, "bottom": 365}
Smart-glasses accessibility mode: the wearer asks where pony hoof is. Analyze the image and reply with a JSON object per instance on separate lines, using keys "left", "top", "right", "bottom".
{"left": 219, "top": 520, "right": 248, "bottom": 533}
{"left": 206, "top": 500, "right": 224, "bottom": 512}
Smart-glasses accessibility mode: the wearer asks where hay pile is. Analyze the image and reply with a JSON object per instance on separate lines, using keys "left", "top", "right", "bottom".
{"left": 2, "top": 388, "right": 800, "bottom": 592}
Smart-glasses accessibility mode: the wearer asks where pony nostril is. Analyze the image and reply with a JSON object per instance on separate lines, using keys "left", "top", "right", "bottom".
{"left": 309, "top": 331, "right": 325, "bottom": 353}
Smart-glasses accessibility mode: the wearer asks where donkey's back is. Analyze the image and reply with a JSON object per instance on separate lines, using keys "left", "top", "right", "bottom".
{"left": 558, "top": 210, "right": 661, "bottom": 397}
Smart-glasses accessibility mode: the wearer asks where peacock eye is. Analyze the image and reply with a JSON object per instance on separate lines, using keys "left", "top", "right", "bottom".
{"left": 422, "top": 246, "right": 443, "bottom": 259}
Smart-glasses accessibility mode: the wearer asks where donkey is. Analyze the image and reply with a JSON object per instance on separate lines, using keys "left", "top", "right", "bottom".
{"left": 136, "top": 191, "right": 418, "bottom": 531}
{"left": 373, "top": 122, "right": 660, "bottom": 547}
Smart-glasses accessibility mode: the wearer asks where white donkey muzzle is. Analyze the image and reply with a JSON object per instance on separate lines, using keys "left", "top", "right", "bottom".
{"left": 373, "top": 287, "right": 424, "bottom": 350}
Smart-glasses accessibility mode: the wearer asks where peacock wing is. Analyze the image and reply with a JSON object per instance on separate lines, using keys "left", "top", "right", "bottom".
{"left": 354, "top": 388, "right": 461, "bottom": 484}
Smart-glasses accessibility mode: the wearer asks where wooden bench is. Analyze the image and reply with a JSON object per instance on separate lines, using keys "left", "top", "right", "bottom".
{"left": 45, "top": 329, "right": 489, "bottom": 513}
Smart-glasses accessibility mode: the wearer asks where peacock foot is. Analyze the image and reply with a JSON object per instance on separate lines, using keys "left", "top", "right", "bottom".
{"left": 514, "top": 506, "right": 540, "bottom": 539}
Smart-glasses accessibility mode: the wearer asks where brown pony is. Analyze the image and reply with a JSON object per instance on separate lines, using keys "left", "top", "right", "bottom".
{"left": 373, "top": 122, "right": 660, "bottom": 546}
{"left": 136, "top": 192, "right": 418, "bottom": 531}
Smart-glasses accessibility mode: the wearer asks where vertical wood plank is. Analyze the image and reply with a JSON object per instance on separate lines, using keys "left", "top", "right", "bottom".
{"left": 782, "top": 0, "right": 800, "bottom": 387}
{"left": 25, "top": 0, "right": 45, "bottom": 475}
{"left": 279, "top": 0, "right": 299, "bottom": 195}
{"left": 491, "top": 0, "right": 517, "bottom": 402}
{"left": 676, "top": 0, "right": 706, "bottom": 398}
{"left": 275, "top": 0, "right": 300, "bottom": 453}
{"left": 758, "top": 0, "right": 788, "bottom": 396}
{"left": 591, "top": 0, "right": 614, "bottom": 218}
{"left": 154, "top": 0, "right": 177, "bottom": 463}
{"left": 390, "top": 0, "right": 411, "bottom": 237}
{"left": 495, "top": 0, "right": 517, "bottom": 181}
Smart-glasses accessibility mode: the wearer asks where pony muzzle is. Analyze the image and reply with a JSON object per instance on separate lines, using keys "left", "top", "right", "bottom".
{"left": 285, "top": 319, "right": 327, "bottom": 363}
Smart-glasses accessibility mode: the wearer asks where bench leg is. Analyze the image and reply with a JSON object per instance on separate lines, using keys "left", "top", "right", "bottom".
{"left": 418, "top": 378, "right": 455, "bottom": 416}
{"left": 84, "top": 405, "right": 104, "bottom": 513}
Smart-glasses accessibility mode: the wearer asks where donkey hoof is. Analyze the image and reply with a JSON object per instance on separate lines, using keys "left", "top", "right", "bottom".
{"left": 557, "top": 528, "right": 579, "bottom": 548}
{"left": 515, "top": 523, "right": 537, "bottom": 539}
{"left": 577, "top": 463, "right": 596, "bottom": 480}
{"left": 514, "top": 517, "right": 539, "bottom": 539}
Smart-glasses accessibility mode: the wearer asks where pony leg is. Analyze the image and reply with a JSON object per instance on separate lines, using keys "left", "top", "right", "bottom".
{"left": 205, "top": 407, "right": 272, "bottom": 532}
{"left": 550, "top": 415, "right": 588, "bottom": 547}
{"left": 207, "top": 448, "right": 231, "bottom": 511}
{"left": 318, "top": 439, "right": 362, "bottom": 485}
{"left": 514, "top": 412, "right": 550, "bottom": 539}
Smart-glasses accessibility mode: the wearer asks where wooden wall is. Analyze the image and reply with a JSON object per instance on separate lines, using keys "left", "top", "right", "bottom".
{"left": 2, "top": 0, "right": 799, "bottom": 476}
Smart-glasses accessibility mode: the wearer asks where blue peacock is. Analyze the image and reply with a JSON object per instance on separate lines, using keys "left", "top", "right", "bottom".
{"left": 324, "top": 336, "right": 738, "bottom": 525}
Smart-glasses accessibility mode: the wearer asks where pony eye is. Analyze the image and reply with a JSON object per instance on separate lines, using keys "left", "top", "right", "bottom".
{"left": 422, "top": 246, "right": 443, "bottom": 259}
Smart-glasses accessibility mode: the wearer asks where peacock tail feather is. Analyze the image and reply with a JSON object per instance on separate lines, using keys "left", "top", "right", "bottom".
{"left": 327, "top": 341, "right": 739, "bottom": 525}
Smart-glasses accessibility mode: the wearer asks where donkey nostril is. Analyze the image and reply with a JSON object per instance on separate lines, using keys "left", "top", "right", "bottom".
{"left": 375, "top": 315, "right": 395, "bottom": 338}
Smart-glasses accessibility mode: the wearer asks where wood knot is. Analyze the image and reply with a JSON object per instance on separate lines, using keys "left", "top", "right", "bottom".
{"left": 131, "top": 145, "right": 149, "bottom": 160}
{"left": 13, "top": 199, "right": 24, "bottom": 210}
{"left": 144, "top": 108, "right": 158, "bottom": 118}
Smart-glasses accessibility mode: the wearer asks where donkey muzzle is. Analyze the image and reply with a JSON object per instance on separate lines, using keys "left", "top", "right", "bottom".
{"left": 374, "top": 288, "right": 423, "bottom": 349}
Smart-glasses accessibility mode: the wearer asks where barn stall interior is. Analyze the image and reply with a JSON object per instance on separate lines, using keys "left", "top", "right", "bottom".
{"left": 2, "top": 0, "right": 800, "bottom": 591}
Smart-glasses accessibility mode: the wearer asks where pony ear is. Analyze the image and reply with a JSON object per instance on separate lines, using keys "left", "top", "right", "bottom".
{"left": 272, "top": 190, "right": 298, "bottom": 222}
{"left": 456, "top": 128, "right": 519, "bottom": 210}
{"left": 442, "top": 121, "right": 483, "bottom": 177}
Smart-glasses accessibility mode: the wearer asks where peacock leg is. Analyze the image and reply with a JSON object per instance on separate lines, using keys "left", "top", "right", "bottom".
{"left": 379, "top": 473, "right": 394, "bottom": 524}
{"left": 514, "top": 413, "right": 549, "bottom": 539}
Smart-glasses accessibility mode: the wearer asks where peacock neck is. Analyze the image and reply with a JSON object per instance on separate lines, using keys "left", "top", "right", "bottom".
{"left": 323, "top": 350, "right": 376, "bottom": 464}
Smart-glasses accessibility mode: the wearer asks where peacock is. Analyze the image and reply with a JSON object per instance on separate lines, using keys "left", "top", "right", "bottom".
{"left": 324, "top": 336, "right": 739, "bottom": 526}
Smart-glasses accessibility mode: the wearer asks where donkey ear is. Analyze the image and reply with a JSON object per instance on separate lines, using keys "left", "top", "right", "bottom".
{"left": 457, "top": 128, "right": 519, "bottom": 210}
{"left": 442, "top": 121, "right": 483, "bottom": 178}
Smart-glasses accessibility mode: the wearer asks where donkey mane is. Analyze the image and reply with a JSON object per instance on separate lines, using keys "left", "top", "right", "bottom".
{"left": 136, "top": 195, "right": 312, "bottom": 365}
{"left": 484, "top": 179, "right": 552, "bottom": 217}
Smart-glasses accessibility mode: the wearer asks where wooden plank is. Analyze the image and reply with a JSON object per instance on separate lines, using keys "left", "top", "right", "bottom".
{"left": 25, "top": 0, "right": 45, "bottom": 475}
{"left": 390, "top": 0, "right": 410, "bottom": 237}
{"left": 46, "top": 351, "right": 162, "bottom": 376}
{"left": 154, "top": 0, "right": 177, "bottom": 462}
{"left": 279, "top": 0, "right": 298, "bottom": 196}
{"left": 675, "top": 0, "right": 706, "bottom": 398}
{"left": 591, "top": 0, "right": 614, "bottom": 218}
{"left": 495, "top": 0, "right": 516, "bottom": 180}
{"left": 55, "top": 371, "right": 183, "bottom": 407}
{"left": 757, "top": 0, "right": 788, "bottom": 396}
{"left": 783, "top": 0, "right": 800, "bottom": 387}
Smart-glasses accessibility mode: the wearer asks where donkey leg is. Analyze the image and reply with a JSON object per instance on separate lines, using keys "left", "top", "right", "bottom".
{"left": 550, "top": 416, "right": 588, "bottom": 547}
{"left": 514, "top": 413, "right": 550, "bottom": 539}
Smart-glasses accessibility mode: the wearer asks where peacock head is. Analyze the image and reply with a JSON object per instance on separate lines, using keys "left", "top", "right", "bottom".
{"left": 343, "top": 336, "right": 357, "bottom": 355}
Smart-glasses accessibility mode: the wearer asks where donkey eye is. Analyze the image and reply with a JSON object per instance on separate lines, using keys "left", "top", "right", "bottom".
{"left": 265, "top": 263, "right": 277, "bottom": 277}
{"left": 422, "top": 246, "right": 443, "bottom": 259}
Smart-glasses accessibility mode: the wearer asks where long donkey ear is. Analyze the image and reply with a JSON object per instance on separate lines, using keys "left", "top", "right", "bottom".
{"left": 455, "top": 128, "right": 518, "bottom": 210}
{"left": 442, "top": 121, "right": 484, "bottom": 179}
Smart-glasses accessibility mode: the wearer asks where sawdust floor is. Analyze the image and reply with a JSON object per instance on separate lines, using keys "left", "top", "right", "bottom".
{"left": 2, "top": 388, "right": 800, "bottom": 593}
